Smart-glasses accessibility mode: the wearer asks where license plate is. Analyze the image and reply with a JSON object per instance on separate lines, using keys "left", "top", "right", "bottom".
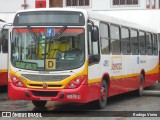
{"left": 39, "top": 98, "right": 51, "bottom": 101}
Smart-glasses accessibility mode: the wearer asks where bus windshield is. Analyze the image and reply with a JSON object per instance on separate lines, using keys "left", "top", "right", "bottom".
{"left": 11, "top": 27, "right": 85, "bottom": 71}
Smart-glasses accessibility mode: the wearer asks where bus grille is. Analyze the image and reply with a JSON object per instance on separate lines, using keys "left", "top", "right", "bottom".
{"left": 31, "top": 91, "right": 58, "bottom": 97}
{"left": 29, "top": 84, "right": 62, "bottom": 88}
{"left": 21, "top": 74, "right": 70, "bottom": 82}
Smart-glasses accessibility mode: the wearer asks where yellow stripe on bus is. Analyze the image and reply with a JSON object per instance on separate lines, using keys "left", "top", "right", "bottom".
{"left": 9, "top": 61, "right": 89, "bottom": 89}
{"left": 146, "top": 63, "right": 159, "bottom": 74}
{"left": 89, "top": 63, "right": 159, "bottom": 82}
{"left": 9, "top": 62, "right": 159, "bottom": 87}
{"left": 88, "top": 78, "right": 101, "bottom": 84}
{"left": 0, "top": 69, "right": 7, "bottom": 72}
{"left": 112, "top": 56, "right": 122, "bottom": 58}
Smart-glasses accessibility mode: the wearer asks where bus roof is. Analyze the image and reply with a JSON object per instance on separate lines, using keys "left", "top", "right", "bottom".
{"left": 15, "top": 8, "right": 88, "bottom": 15}
{"left": 14, "top": 8, "right": 158, "bottom": 33}
{"left": 91, "top": 10, "right": 160, "bottom": 33}
{"left": 88, "top": 10, "right": 158, "bottom": 33}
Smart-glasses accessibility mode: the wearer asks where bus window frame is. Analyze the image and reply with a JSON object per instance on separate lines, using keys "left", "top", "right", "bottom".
{"left": 99, "top": 21, "right": 110, "bottom": 55}
{"left": 139, "top": 30, "right": 146, "bottom": 55}
{"left": 121, "top": 26, "right": 131, "bottom": 55}
{"left": 110, "top": 23, "right": 121, "bottom": 55}
{"left": 146, "top": 32, "right": 153, "bottom": 55}
{"left": 88, "top": 24, "right": 100, "bottom": 65}
{"left": 130, "top": 28, "right": 139, "bottom": 55}
{"left": 152, "top": 33, "right": 158, "bottom": 56}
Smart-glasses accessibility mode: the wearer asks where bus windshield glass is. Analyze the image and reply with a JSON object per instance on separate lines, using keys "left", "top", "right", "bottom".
{"left": 11, "top": 27, "right": 85, "bottom": 71}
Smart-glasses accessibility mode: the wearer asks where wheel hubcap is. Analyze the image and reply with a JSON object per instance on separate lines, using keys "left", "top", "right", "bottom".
{"left": 101, "top": 86, "right": 106, "bottom": 101}
{"left": 140, "top": 81, "right": 143, "bottom": 91}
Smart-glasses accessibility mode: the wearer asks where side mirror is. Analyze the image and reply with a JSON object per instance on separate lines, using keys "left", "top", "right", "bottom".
{"left": 89, "top": 54, "right": 100, "bottom": 65}
{"left": 91, "top": 26, "right": 99, "bottom": 42}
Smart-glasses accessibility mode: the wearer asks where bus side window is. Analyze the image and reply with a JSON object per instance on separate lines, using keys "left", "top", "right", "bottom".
{"left": 1, "top": 29, "right": 8, "bottom": 53}
{"left": 88, "top": 25, "right": 100, "bottom": 64}
{"left": 99, "top": 22, "right": 110, "bottom": 54}
{"left": 121, "top": 27, "right": 130, "bottom": 55}
{"left": 146, "top": 33, "right": 153, "bottom": 55}
{"left": 153, "top": 34, "right": 158, "bottom": 55}
{"left": 110, "top": 24, "right": 120, "bottom": 55}
{"left": 139, "top": 31, "right": 146, "bottom": 55}
{"left": 131, "top": 29, "right": 139, "bottom": 55}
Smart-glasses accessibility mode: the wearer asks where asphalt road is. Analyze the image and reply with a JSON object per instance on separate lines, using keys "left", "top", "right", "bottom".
{"left": 0, "top": 83, "right": 160, "bottom": 120}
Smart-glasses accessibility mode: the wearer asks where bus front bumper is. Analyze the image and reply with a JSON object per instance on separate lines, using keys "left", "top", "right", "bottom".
{"left": 8, "top": 83, "right": 89, "bottom": 103}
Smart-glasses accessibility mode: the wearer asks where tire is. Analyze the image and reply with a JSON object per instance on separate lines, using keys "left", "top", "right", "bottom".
{"left": 94, "top": 80, "right": 108, "bottom": 109}
{"left": 32, "top": 100, "right": 47, "bottom": 107}
{"left": 138, "top": 74, "right": 144, "bottom": 97}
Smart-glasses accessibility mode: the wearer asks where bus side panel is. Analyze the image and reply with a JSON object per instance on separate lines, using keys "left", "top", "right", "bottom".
{"left": 140, "top": 55, "right": 159, "bottom": 87}
{"left": 108, "top": 71, "right": 158, "bottom": 96}
{"left": 108, "top": 55, "right": 158, "bottom": 97}
{"left": 108, "top": 73, "right": 158, "bottom": 97}
{"left": 122, "top": 55, "right": 139, "bottom": 93}
{"left": 145, "top": 73, "right": 159, "bottom": 87}
{"left": 0, "top": 53, "right": 8, "bottom": 86}
{"left": 0, "top": 28, "right": 9, "bottom": 86}
{"left": 88, "top": 62, "right": 101, "bottom": 101}
{"left": 0, "top": 71, "right": 8, "bottom": 86}
{"left": 108, "top": 76, "right": 139, "bottom": 97}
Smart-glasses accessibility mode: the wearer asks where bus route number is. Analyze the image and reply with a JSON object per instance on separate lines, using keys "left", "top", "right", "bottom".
{"left": 45, "top": 59, "right": 56, "bottom": 70}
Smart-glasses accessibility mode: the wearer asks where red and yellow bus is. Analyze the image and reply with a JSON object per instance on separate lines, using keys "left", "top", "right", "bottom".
{"left": 0, "top": 22, "right": 9, "bottom": 87}
{"left": 8, "top": 8, "right": 159, "bottom": 109}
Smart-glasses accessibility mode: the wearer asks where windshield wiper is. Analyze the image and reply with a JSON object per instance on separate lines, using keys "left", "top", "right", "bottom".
{"left": 27, "top": 26, "right": 41, "bottom": 43}
{"left": 49, "top": 26, "right": 67, "bottom": 42}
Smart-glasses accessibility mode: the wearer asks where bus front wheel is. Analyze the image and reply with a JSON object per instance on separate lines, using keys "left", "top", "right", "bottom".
{"left": 138, "top": 74, "right": 144, "bottom": 97}
{"left": 94, "top": 80, "right": 108, "bottom": 109}
{"left": 32, "top": 100, "right": 47, "bottom": 107}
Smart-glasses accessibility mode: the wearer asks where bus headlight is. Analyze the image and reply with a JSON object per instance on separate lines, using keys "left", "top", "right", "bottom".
{"left": 65, "top": 76, "right": 86, "bottom": 89}
{"left": 10, "top": 75, "right": 26, "bottom": 87}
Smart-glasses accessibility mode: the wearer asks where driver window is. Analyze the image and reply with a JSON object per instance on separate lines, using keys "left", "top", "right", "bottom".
{"left": 88, "top": 25, "right": 100, "bottom": 64}
{"left": 88, "top": 26, "right": 100, "bottom": 55}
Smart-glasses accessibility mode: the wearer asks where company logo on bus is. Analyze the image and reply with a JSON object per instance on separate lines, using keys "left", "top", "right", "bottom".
{"left": 42, "top": 83, "right": 47, "bottom": 88}
{"left": 111, "top": 63, "right": 122, "bottom": 70}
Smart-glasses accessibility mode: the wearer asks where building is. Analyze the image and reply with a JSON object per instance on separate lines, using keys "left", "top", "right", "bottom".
{"left": 0, "top": 0, "right": 50, "bottom": 13}
{"left": 61, "top": 0, "right": 160, "bottom": 10}
{"left": 0, "top": 0, "right": 159, "bottom": 12}
{"left": 0, "top": 0, "right": 160, "bottom": 22}
{"left": 49, "top": 0, "right": 63, "bottom": 7}
{"left": 0, "top": 0, "right": 50, "bottom": 22}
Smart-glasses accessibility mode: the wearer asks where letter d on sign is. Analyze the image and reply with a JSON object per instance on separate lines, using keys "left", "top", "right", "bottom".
{"left": 45, "top": 59, "right": 56, "bottom": 70}
{"left": 48, "top": 61, "right": 54, "bottom": 68}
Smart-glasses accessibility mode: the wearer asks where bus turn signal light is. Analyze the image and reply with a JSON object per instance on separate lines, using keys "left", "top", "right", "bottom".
{"left": 10, "top": 75, "right": 26, "bottom": 87}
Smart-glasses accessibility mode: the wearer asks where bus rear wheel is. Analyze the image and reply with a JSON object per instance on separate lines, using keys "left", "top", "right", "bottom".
{"left": 32, "top": 100, "right": 47, "bottom": 107}
{"left": 94, "top": 80, "right": 108, "bottom": 109}
{"left": 138, "top": 74, "right": 144, "bottom": 97}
